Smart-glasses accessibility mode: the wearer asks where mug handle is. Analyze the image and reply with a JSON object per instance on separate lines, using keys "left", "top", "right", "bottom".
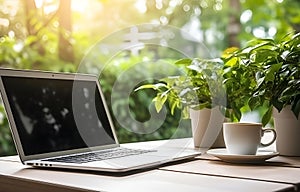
{"left": 260, "top": 128, "right": 277, "bottom": 147}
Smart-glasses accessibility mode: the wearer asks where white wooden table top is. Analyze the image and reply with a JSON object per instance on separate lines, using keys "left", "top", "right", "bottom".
{"left": 0, "top": 138, "right": 299, "bottom": 192}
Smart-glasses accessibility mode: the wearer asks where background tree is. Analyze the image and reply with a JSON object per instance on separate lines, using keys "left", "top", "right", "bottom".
{"left": 22, "top": 0, "right": 74, "bottom": 62}
{"left": 227, "top": 0, "right": 241, "bottom": 47}
{"left": 58, "top": 0, "right": 74, "bottom": 62}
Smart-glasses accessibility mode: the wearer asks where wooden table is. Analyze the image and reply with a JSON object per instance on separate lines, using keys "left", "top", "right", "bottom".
{"left": 0, "top": 138, "right": 299, "bottom": 192}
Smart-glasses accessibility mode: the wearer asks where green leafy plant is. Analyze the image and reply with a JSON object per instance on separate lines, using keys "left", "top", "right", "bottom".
{"left": 224, "top": 32, "right": 300, "bottom": 125}
{"left": 222, "top": 47, "right": 259, "bottom": 122}
{"left": 97, "top": 54, "right": 192, "bottom": 143}
{"left": 136, "top": 58, "right": 226, "bottom": 118}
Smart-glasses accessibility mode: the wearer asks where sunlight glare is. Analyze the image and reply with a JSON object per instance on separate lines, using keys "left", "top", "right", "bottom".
{"left": 0, "top": 18, "right": 9, "bottom": 27}
{"left": 34, "top": 0, "right": 43, "bottom": 9}
{"left": 253, "top": 27, "right": 266, "bottom": 38}
{"left": 240, "top": 10, "right": 252, "bottom": 24}
{"left": 268, "top": 27, "right": 277, "bottom": 37}
{"left": 214, "top": 3, "right": 222, "bottom": 11}
{"left": 72, "top": 0, "right": 88, "bottom": 13}
{"left": 135, "top": 0, "right": 147, "bottom": 14}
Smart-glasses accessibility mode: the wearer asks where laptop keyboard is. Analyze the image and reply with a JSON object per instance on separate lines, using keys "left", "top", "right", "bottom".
{"left": 43, "top": 148, "right": 156, "bottom": 164}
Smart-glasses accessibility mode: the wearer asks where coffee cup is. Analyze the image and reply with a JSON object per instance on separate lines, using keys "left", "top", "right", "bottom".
{"left": 223, "top": 122, "right": 276, "bottom": 155}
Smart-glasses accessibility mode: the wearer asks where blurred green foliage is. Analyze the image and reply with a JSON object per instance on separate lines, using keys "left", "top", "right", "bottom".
{"left": 0, "top": 35, "right": 76, "bottom": 71}
{"left": 0, "top": 0, "right": 299, "bottom": 156}
{"left": 0, "top": 105, "right": 16, "bottom": 155}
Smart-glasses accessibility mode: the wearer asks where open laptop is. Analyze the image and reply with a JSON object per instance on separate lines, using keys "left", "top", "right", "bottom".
{"left": 0, "top": 68, "right": 200, "bottom": 172}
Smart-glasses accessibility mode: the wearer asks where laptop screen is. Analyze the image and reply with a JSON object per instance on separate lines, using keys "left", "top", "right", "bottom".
{"left": 1, "top": 76, "right": 116, "bottom": 156}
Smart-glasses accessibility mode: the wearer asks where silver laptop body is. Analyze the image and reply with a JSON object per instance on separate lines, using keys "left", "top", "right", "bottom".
{"left": 0, "top": 68, "right": 200, "bottom": 172}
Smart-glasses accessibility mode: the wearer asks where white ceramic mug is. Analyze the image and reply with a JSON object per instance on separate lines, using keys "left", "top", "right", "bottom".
{"left": 223, "top": 122, "right": 277, "bottom": 155}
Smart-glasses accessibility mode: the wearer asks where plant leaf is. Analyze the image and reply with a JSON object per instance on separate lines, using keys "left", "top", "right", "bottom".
{"left": 134, "top": 83, "right": 167, "bottom": 91}
{"left": 291, "top": 96, "right": 300, "bottom": 119}
{"left": 175, "top": 58, "right": 192, "bottom": 65}
{"left": 247, "top": 41, "right": 275, "bottom": 54}
{"left": 153, "top": 93, "right": 167, "bottom": 113}
{"left": 248, "top": 96, "right": 261, "bottom": 111}
{"left": 222, "top": 47, "right": 239, "bottom": 59}
{"left": 256, "top": 76, "right": 265, "bottom": 88}
{"left": 170, "top": 100, "right": 179, "bottom": 115}
{"left": 224, "top": 57, "right": 238, "bottom": 67}
{"left": 252, "top": 49, "right": 278, "bottom": 63}
{"left": 265, "top": 63, "right": 282, "bottom": 81}
{"left": 262, "top": 107, "right": 272, "bottom": 126}
{"left": 187, "top": 64, "right": 202, "bottom": 73}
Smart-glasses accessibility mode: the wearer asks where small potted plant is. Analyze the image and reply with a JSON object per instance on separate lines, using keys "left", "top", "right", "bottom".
{"left": 224, "top": 32, "right": 300, "bottom": 156}
{"left": 136, "top": 58, "right": 227, "bottom": 148}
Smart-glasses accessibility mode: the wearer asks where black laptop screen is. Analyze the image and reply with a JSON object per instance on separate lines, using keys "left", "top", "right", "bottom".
{"left": 1, "top": 76, "right": 116, "bottom": 156}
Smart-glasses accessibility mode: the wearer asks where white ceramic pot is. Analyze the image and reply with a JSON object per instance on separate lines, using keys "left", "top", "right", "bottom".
{"left": 190, "top": 107, "right": 225, "bottom": 148}
{"left": 273, "top": 106, "right": 300, "bottom": 156}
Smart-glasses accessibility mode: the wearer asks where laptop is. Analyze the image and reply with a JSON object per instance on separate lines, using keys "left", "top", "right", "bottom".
{"left": 0, "top": 68, "right": 200, "bottom": 172}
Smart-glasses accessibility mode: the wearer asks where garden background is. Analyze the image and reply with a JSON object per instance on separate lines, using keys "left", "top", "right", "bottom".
{"left": 0, "top": 0, "right": 299, "bottom": 156}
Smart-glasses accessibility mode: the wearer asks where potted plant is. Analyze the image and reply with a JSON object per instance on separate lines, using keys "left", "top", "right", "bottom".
{"left": 136, "top": 58, "right": 228, "bottom": 148}
{"left": 224, "top": 32, "right": 300, "bottom": 156}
